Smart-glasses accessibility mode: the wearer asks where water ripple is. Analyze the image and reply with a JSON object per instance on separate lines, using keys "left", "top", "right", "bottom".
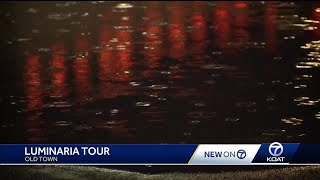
{"left": 48, "top": 13, "right": 72, "bottom": 20}
{"left": 149, "top": 85, "right": 168, "bottom": 90}
{"left": 55, "top": 121, "right": 73, "bottom": 127}
{"left": 281, "top": 117, "right": 303, "bottom": 125}
{"left": 136, "top": 102, "right": 151, "bottom": 107}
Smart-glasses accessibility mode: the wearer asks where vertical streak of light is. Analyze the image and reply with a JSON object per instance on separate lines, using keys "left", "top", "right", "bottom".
{"left": 73, "top": 33, "right": 91, "bottom": 104}
{"left": 24, "top": 52, "right": 45, "bottom": 142}
{"left": 143, "top": 2, "right": 163, "bottom": 68}
{"left": 191, "top": 1, "right": 208, "bottom": 60}
{"left": 97, "top": 5, "right": 134, "bottom": 98}
{"left": 167, "top": 1, "right": 187, "bottom": 60}
{"left": 312, "top": 3, "right": 320, "bottom": 38}
{"left": 213, "top": 2, "right": 231, "bottom": 51}
{"left": 97, "top": 22, "right": 117, "bottom": 98}
{"left": 24, "top": 53, "right": 43, "bottom": 111}
{"left": 50, "top": 42, "right": 68, "bottom": 100}
{"left": 264, "top": 2, "right": 278, "bottom": 53}
{"left": 114, "top": 7, "right": 133, "bottom": 82}
{"left": 233, "top": 1, "right": 249, "bottom": 49}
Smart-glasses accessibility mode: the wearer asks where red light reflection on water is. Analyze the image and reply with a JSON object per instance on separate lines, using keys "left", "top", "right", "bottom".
{"left": 97, "top": 7, "right": 133, "bottom": 98}
{"left": 24, "top": 52, "right": 46, "bottom": 142}
{"left": 97, "top": 24, "right": 118, "bottom": 98}
{"left": 73, "top": 33, "right": 91, "bottom": 104}
{"left": 115, "top": 30, "right": 133, "bottom": 75}
{"left": 264, "top": 2, "right": 278, "bottom": 53}
{"left": 213, "top": 2, "right": 231, "bottom": 51}
{"left": 233, "top": 2, "right": 249, "bottom": 45}
{"left": 191, "top": 1, "right": 208, "bottom": 60}
{"left": 50, "top": 42, "right": 68, "bottom": 98}
{"left": 112, "top": 5, "right": 134, "bottom": 82}
{"left": 168, "top": 2, "right": 187, "bottom": 60}
{"left": 24, "top": 53, "right": 43, "bottom": 111}
{"left": 143, "top": 2, "right": 163, "bottom": 69}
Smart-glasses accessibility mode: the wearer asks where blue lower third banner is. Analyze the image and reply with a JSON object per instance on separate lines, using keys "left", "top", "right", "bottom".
{"left": 0, "top": 143, "right": 319, "bottom": 165}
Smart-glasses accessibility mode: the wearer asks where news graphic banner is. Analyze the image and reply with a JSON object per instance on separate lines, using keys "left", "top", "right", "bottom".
{"left": 0, "top": 143, "right": 319, "bottom": 165}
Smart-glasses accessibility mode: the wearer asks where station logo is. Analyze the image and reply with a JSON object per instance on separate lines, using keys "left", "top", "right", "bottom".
{"left": 204, "top": 149, "right": 247, "bottom": 160}
{"left": 190, "top": 144, "right": 262, "bottom": 164}
{"left": 236, "top": 149, "right": 246, "bottom": 159}
{"left": 267, "top": 142, "right": 285, "bottom": 162}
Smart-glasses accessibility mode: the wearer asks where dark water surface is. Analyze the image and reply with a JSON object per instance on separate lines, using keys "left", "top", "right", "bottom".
{"left": 1, "top": 1, "right": 320, "bottom": 144}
